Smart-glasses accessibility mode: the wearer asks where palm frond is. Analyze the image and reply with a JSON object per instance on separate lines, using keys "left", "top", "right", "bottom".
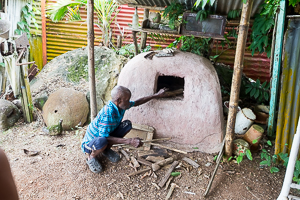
{"left": 46, "top": 0, "right": 84, "bottom": 22}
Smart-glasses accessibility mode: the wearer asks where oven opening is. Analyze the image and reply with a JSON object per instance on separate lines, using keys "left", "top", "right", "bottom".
{"left": 156, "top": 75, "right": 184, "bottom": 100}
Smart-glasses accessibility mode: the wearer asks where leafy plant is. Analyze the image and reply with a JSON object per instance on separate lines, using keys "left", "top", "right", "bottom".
{"left": 245, "top": 79, "right": 270, "bottom": 103}
{"left": 278, "top": 152, "right": 300, "bottom": 184}
{"left": 227, "top": 9, "right": 242, "bottom": 20}
{"left": 162, "top": 2, "right": 185, "bottom": 30}
{"left": 236, "top": 149, "right": 253, "bottom": 164}
{"left": 194, "top": 0, "right": 216, "bottom": 9}
{"left": 15, "top": 2, "right": 39, "bottom": 37}
{"left": 116, "top": 43, "right": 136, "bottom": 58}
{"left": 46, "top": 0, "right": 120, "bottom": 46}
{"left": 260, "top": 140, "right": 280, "bottom": 173}
{"left": 168, "top": 35, "right": 212, "bottom": 59}
{"left": 289, "top": 0, "right": 300, "bottom": 6}
{"left": 196, "top": 10, "right": 209, "bottom": 22}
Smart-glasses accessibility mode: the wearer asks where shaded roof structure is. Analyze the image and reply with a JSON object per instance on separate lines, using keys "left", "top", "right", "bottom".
{"left": 115, "top": 0, "right": 265, "bottom": 17}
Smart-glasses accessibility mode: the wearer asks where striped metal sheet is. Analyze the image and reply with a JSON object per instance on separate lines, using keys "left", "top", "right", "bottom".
{"left": 275, "top": 17, "right": 300, "bottom": 155}
{"left": 212, "top": 20, "right": 270, "bottom": 82}
{"left": 43, "top": 2, "right": 270, "bottom": 81}
{"left": 115, "top": 0, "right": 264, "bottom": 16}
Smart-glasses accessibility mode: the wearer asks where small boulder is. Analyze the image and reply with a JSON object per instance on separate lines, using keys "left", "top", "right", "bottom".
{"left": 42, "top": 88, "right": 89, "bottom": 131}
{"left": 0, "top": 99, "right": 21, "bottom": 131}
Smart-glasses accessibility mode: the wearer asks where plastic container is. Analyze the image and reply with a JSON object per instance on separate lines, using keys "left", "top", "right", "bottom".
{"left": 132, "top": 7, "right": 139, "bottom": 29}
{"left": 234, "top": 108, "right": 256, "bottom": 135}
{"left": 0, "top": 20, "right": 11, "bottom": 39}
{"left": 233, "top": 139, "right": 250, "bottom": 156}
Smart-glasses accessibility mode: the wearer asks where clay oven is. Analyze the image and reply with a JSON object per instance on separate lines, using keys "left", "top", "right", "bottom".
{"left": 118, "top": 51, "right": 224, "bottom": 153}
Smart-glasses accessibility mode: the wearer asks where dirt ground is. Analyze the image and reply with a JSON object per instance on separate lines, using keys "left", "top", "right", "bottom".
{"left": 0, "top": 116, "right": 297, "bottom": 200}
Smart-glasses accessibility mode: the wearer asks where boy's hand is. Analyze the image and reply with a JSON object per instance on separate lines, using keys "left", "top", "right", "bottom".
{"left": 129, "top": 137, "right": 143, "bottom": 148}
{"left": 155, "top": 87, "right": 169, "bottom": 98}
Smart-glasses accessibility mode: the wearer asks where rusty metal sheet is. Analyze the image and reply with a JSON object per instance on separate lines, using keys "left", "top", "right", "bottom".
{"left": 275, "top": 17, "right": 300, "bottom": 156}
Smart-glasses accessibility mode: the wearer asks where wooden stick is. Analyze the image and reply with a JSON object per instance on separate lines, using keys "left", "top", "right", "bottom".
{"left": 165, "top": 176, "right": 173, "bottom": 190}
{"left": 113, "top": 138, "right": 171, "bottom": 147}
{"left": 225, "top": 0, "right": 254, "bottom": 157}
{"left": 131, "top": 156, "right": 140, "bottom": 168}
{"left": 158, "top": 161, "right": 179, "bottom": 188}
{"left": 128, "top": 168, "right": 151, "bottom": 177}
{"left": 165, "top": 183, "right": 179, "bottom": 200}
{"left": 182, "top": 157, "right": 200, "bottom": 169}
{"left": 137, "top": 157, "right": 153, "bottom": 167}
{"left": 132, "top": 31, "right": 138, "bottom": 56}
{"left": 150, "top": 143, "right": 187, "bottom": 154}
{"left": 16, "top": 61, "right": 35, "bottom": 66}
{"left": 204, "top": 138, "right": 225, "bottom": 197}
{"left": 120, "top": 149, "right": 130, "bottom": 161}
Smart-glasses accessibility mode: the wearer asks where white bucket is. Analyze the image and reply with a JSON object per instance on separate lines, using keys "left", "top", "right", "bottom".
{"left": 235, "top": 108, "right": 256, "bottom": 135}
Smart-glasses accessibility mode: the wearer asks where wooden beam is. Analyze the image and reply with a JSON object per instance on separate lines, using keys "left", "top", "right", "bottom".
{"left": 132, "top": 31, "right": 138, "bottom": 56}
{"left": 140, "top": 9, "right": 149, "bottom": 50}
{"left": 87, "top": 0, "right": 97, "bottom": 120}
{"left": 128, "top": 3, "right": 165, "bottom": 11}
{"left": 225, "top": 0, "right": 254, "bottom": 158}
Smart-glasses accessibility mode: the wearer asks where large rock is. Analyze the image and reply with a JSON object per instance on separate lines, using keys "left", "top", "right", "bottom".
{"left": 42, "top": 88, "right": 89, "bottom": 131}
{"left": 30, "top": 46, "right": 128, "bottom": 112}
{"left": 0, "top": 99, "right": 21, "bottom": 131}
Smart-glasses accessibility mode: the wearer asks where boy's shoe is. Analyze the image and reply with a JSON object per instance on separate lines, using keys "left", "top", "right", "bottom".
{"left": 86, "top": 157, "right": 103, "bottom": 173}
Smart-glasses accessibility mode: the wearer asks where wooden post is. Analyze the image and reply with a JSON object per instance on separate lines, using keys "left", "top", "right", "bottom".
{"left": 87, "top": 0, "right": 97, "bottom": 120}
{"left": 132, "top": 31, "right": 139, "bottom": 56}
{"left": 41, "top": 0, "right": 47, "bottom": 66}
{"left": 117, "top": 35, "right": 122, "bottom": 48}
{"left": 140, "top": 9, "right": 149, "bottom": 50}
{"left": 225, "top": 0, "right": 253, "bottom": 158}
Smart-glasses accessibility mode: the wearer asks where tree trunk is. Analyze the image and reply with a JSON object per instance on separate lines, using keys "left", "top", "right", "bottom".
{"left": 225, "top": 0, "right": 253, "bottom": 158}
{"left": 87, "top": 0, "right": 97, "bottom": 120}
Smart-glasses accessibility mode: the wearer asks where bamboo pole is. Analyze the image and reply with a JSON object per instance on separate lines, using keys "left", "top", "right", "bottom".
{"left": 225, "top": 0, "right": 253, "bottom": 158}
{"left": 41, "top": 0, "right": 47, "bottom": 66}
{"left": 87, "top": 0, "right": 97, "bottom": 120}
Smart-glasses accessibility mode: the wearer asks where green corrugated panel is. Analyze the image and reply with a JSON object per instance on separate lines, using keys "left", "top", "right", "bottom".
{"left": 275, "top": 17, "right": 300, "bottom": 155}
{"left": 29, "top": 0, "right": 43, "bottom": 71}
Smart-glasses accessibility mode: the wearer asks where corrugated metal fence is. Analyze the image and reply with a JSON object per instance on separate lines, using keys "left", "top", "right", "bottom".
{"left": 36, "top": 1, "right": 270, "bottom": 82}
{"left": 275, "top": 17, "right": 300, "bottom": 155}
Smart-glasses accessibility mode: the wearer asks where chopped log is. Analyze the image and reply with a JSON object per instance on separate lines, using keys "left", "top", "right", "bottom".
{"left": 128, "top": 168, "right": 151, "bottom": 177}
{"left": 152, "top": 157, "right": 174, "bottom": 171}
{"left": 138, "top": 149, "right": 169, "bottom": 158}
{"left": 146, "top": 156, "right": 164, "bottom": 163}
{"left": 150, "top": 143, "right": 187, "bottom": 154}
{"left": 144, "top": 131, "right": 153, "bottom": 151}
{"left": 158, "top": 161, "right": 179, "bottom": 188}
{"left": 165, "top": 183, "right": 179, "bottom": 200}
{"left": 137, "top": 157, "right": 153, "bottom": 167}
{"left": 131, "top": 156, "right": 140, "bottom": 168}
{"left": 182, "top": 157, "right": 200, "bottom": 169}
{"left": 120, "top": 149, "right": 130, "bottom": 161}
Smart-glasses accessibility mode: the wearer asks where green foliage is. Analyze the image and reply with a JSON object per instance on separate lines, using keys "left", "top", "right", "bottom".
{"left": 278, "top": 152, "right": 300, "bottom": 184}
{"left": 250, "top": 0, "right": 279, "bottom": 57}
{"left": 194, "top": 0, "right": 216, "bottom": 9}
{"left": 116, "top": 43, "right": 136, "bottom": 58}
{"left": 227, "top": 9, "right": 241, "bottom": 20}
{"left": 141, "top": 45, "right": 152, "bottom": 53}
{"left": 260, "top": 141, "right": 280, "bottom": 173}
{"left": 168, "top": 35, "right": 211, "bottom": 59}
{"left": 47, "top": 0, "right": 120, "bottom": 45}
{"left": 245, "top": 79, "right": 270, "bottom": 104}
{"left": 196, "top": 10, "right": 209, "bottom": 22}
{"left": 289, "top": 0, "right": 300, "bottom": 6}
{"left": 15, "top": 3, "right": 39, "bottom": 37}
{"left": 162, "top": 2, "right": 185, "bottom": 30}
{"left": 236, "top": 149, "right": 253, "bottom": 165}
